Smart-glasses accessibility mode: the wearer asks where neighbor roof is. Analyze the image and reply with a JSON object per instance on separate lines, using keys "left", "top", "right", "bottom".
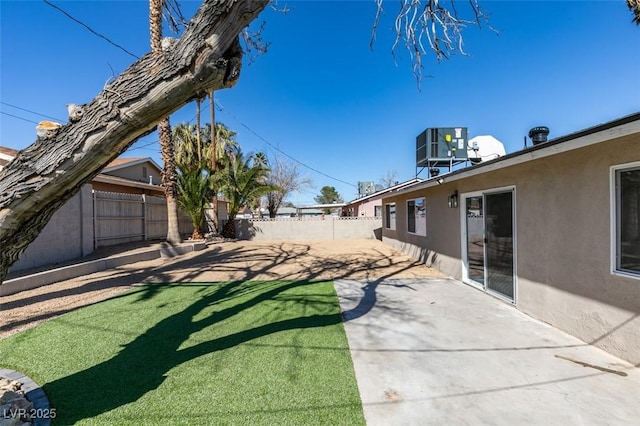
{"left": 92, "top": 174, "right": 164, "bottom": 191}
{"left": 347, "top": 177, "right": 423, "bottom": 204}
{"left": 103, "top": 157, "right": 163, "bottom": 174}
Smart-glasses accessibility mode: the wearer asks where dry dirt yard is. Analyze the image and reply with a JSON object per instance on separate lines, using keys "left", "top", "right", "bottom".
{"left": 0, "top": 239, "right": 443, "bottom": 339}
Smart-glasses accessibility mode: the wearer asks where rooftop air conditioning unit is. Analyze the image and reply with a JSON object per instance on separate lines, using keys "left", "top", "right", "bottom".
{"left": 416, "top": 127, "right": 468, "bottom": 168}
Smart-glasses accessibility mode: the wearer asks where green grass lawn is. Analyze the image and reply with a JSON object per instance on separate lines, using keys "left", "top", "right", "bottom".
{"left": 0, "top": 281, "right": 365, "bottom": 425}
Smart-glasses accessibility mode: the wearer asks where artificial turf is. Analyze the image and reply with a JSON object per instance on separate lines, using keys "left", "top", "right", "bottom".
{"left": 0, "top": 280, "right": 366, "bottom": 425}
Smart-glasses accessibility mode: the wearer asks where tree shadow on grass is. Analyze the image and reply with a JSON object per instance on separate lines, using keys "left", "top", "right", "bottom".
{"left": 5, "top": 240, "right": 426, "bottom": 422}
{"left": 43, "top": 279, "right": 346, "bottom": 424}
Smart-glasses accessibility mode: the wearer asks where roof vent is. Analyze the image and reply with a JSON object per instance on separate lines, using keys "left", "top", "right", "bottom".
{"left": 528, "top": 126, "right": 550, "bottom": 145}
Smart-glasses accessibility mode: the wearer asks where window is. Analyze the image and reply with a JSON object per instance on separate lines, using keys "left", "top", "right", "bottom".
{"left": 142, "top": 166, "right": 148, "bottom": 178}
{"left": 385, "top": 203, "right": 396, "bottom": 230}
{"left": 407, "top": 197, "right": 427, "bottom": 236}
{"left": 613, "top": 163, "right": 640, "bottom": 277}
{"left": 374, "top": 206, "right": 382, "bottom": 218}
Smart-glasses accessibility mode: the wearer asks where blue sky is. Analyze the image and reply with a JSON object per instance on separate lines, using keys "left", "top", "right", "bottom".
{"left": 1, "top": 1, "right": 639, "bottom": 205}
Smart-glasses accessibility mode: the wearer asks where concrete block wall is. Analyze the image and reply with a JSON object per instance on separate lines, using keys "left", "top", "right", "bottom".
{"left": 9, "top": 185, "right": 94, "bottom": 273}
{"left": 235, "top": 217, "right": 383, "bottom": 241}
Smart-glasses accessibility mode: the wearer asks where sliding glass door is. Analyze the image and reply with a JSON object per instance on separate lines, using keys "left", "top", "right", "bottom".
{"left": 463, "top": 189, "right": 515, "bottom": 302}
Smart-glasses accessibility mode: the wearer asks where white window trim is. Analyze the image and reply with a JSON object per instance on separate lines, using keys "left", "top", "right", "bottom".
{"left": 385, "top": 202, "right": 396, "bottom": 230}
{"left": 610, "top": 160, "right": 640, "bottom": 280}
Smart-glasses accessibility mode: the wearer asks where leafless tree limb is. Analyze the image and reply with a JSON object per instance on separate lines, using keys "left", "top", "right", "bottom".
{"left": 372, "top": 0, "right": 494, "bottom": 87}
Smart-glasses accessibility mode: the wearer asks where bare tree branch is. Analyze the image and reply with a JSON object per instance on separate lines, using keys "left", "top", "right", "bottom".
{"left": 628, "top": 0, "right": 640, "bottom": 24}
{"left": 371, "top": 0, "right": 494, "bottom": 87}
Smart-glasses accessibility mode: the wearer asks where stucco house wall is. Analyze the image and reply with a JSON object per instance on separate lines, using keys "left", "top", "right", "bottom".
{"left": 103, "top": 159, "right": 163, "bottom": 185}
{"left": 382, "top": 116, "right": 640, "bottom": 365}
{"left": 351, "top": 199, "right": 381, "bottom": 217}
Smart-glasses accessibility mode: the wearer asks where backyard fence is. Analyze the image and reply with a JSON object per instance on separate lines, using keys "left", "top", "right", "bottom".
{"left": 233, "top": 216, "right": 383, "bottom": 241}
{"left": 10, "top": 187, "right": 210, "bottom": 274}
{"left": 93, "top": 191, "right": 195, "bottom": 248}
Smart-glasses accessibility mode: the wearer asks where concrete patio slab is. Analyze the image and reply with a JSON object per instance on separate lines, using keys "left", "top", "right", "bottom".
{"left": 334, "top": 278, "right": 640, "bottom": 425}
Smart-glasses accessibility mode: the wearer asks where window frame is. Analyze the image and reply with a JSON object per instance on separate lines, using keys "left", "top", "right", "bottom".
{"left": 610, "top": 161, "right": 640, "bottom": 280}
{"left": 385, "top": 202, "right": 396, "bottom": 230}
{"left": 406, "top": 197, "right": 427, "bottom": 236}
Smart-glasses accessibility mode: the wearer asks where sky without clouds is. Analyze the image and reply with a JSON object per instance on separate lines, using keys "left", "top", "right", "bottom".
{"left": 1, "top": 0, "right": 639, "bottom": 204}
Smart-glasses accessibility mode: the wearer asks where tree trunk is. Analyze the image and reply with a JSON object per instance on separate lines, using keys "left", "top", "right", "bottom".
{"left": 166, "top": 193, "right": 183, "bottom": 242}
{"left": 151, "top": 0, "right": 182, "bottom": 246}
{"left": 159, "top": 117, "right": 182, "bottom": 244}
{"left": 0, "top": 0, "right": 268, "bottom": 284}
{"left": 222, "top": 218, "right": 235, "bottom": 239}
{"left": 210, "top": 90, "right": 219, "bottom": 234}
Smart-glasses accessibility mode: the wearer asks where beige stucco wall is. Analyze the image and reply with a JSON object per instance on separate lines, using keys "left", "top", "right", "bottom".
{"left": 382, "top": 186, "right": 462, "bottom": 279}
{"left": 383, "top": 132, "right": 640, "bottom": 365}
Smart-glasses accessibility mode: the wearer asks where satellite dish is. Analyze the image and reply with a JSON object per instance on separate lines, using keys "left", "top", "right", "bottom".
{"left": 467, "top": 135, "right": 506, "bottom": 164}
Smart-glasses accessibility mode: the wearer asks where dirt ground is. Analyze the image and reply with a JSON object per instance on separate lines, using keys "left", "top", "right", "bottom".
{"left": 0, "top": 239, "right": 443, "bottom": 339}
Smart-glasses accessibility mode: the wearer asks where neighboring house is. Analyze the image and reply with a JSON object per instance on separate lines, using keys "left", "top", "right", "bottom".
{"left": 381, "top": 113, "right": 640, "bottom": 365}
{"left": 271, "top": 207, "right": 298, "bottom": 218}
{"left": 258, "top": 207, "right": 327, "bottom": 218}
{"left": 298, "top": 204, "right": 345, "bottom": 217}
{"left": 97, "top": 157, "right": 229, "bottom": 222}
{"left": 94, "top": 157, "right": 165, "bottom": 196}
{"left": 1, "top": 149, "right": 227, "bottom": 274}
{"left": 343, "top": 178, "right": 423, "bottom": 217}
{"left": 0, "top": 150, "right": 165, "bottom": 195}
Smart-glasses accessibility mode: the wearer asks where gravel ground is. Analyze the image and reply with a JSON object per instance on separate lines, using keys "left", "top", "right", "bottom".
{"left": 0, "top": 239, "right": 443, "bottom": 339}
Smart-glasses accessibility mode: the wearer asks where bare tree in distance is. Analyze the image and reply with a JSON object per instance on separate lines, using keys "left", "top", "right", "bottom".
{"left": 379, "top": 170, "right": 399, "bottom": 189}
{"left": 265, "top": 156, "right": 314, "bottom": 218}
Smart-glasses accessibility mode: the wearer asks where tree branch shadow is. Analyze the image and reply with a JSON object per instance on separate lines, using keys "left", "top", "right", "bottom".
{"left": 43, "top": 279, "right": 345, "bottom": 423}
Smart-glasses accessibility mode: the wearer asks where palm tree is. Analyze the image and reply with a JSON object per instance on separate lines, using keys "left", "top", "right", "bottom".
{"left": 210, "top": 123, "right": 239, "bottom": 167}
{"left": 173, "top": 122, "right": 214, "bottom": 239}
{"left": 216, "top": 152, "right": 277, "bottom": 238}
{"left": 176, "top": 163, "right": 212, "bottom": 240}
{"left": 205, "top": 122, "right": 238, "bottom": 233}
{"left": 253, "top": 152, "right": 268, "bottom": 168}
{"left": 173, "top": 123, "right": 206, "bottom": 170}
{"left": 150, "top": 0, "right": 181, "bottom": 244}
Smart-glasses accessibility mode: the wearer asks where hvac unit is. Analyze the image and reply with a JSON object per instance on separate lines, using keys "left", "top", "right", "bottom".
{"left": 358, "top": 181, "right": 376, "bottom": 197}
{"left": 416, "top": 127, "right": 468, "bottom": 168}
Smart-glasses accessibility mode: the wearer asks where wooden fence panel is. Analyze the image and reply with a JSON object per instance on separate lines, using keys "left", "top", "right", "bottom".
{"left": 146, "top": 195, "right": 168, "bottom": 240}
{"left": 94, "top": 191, "right": 145, "bottom": 247}
{"left": 93, "top": 191, "right": 199, "bottom": 247}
